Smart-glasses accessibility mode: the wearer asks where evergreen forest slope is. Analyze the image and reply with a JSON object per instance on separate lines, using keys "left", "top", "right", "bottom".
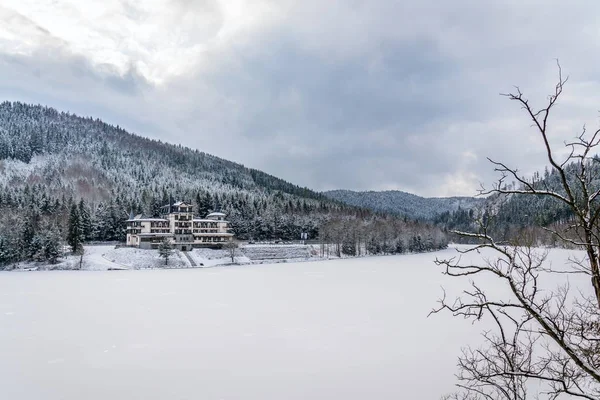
{"left": 433, "top": 163, "right": 600, "bottom": 245}
{"left": 0, "top": 102, "right": 447, "bottom": 267}
{"left": 324, "top": 189, "right": 483, "bottom": 220}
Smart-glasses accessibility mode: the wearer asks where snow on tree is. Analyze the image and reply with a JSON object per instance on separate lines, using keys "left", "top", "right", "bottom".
{"left": 0, "top": 101, "right": 448, "bottom": 265}
{"left": 67, "top": 203, "right": 83, "bottom": 254}
{"left": 158, "top": 238, "right": 174, "bottom": 266}
{"left": 223, "top": 240, "right": 239, "bottom": 263}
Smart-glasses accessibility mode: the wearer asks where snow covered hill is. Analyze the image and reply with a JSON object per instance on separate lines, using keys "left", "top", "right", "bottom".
{"left": 324, "top": 189, "right": 483, "bottom": 220}
{"left": 0, "top": 101, "right": 448, "bottom": 269}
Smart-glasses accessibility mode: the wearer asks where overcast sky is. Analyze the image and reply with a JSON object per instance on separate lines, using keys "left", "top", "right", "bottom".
{"left": 1, "top": 1, "right": 599, "bottom": 197}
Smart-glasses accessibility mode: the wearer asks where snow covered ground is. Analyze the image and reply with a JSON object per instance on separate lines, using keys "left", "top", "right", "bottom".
{"left": 7, "top": 243, "right": 325, "bottom": 271}
{"left": 188, "top": 248, "right": 251, "bottom": 267}
{"left": 10, "top": 242, "right": 440, "bottom": 272}
{"left": 0, "top": 246, "right": 588, "bottom": 399}
{"left": 8, "top": 245, "right": 190, "bottom": 271}
{"left": 102, "top": 246, "right": 188, "bottom": 269}
{"left": 242, "top": 244, "right": 314, "bottom": 260}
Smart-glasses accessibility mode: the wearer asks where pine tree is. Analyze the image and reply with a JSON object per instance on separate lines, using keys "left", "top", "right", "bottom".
{"left": 30, "top": 235, "right": 45, "bottom": 261}
{"left": 20, "top": 210, "right": 39, "bottom": 260}
{"left": 78, "top": 199, "right": 92, "bottom": 241}
{"left": 43, "top": 229, "right": 62, "bottom": 264}
{"left": 195, "top": 192, "right": 212, "bottom": 217}
{"left": 67, "top": 204, "right": 83, "bottom": 254}
{"left": 213, "top": 193, "right": 221, "bottom": 212}
{"left": 158, "top": 238, "right": 174, "bottom": 265}
{"left": 0, "top": 235, "right": 9, "bottom": 267}
{"left": 93, "top": 203, "right": 109, "bottom": 241}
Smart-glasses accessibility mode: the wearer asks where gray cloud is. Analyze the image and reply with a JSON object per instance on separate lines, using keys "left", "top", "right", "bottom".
{"left": 2, "top": 1, "right": 600, "bottom": 196}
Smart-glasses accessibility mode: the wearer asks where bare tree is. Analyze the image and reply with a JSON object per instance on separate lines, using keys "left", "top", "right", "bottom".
{"left": 223, "top": 240, "right": 239, "bottom": 263}
{"left": 433, "top": 63, "right": 600, "bottom": 400}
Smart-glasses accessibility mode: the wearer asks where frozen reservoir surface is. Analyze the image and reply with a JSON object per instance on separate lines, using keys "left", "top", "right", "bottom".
{"left": 0, "top": 246, "right": 581, "bottom": 399}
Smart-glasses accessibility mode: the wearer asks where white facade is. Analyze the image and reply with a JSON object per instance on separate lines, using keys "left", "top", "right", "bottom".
{"left": 126, "top": 202, "right": 234, "bottom": 250}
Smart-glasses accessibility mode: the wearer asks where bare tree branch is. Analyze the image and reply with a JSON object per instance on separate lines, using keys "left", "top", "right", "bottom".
{"left": 434, "top": 63, "right": 600, "bottom": 400}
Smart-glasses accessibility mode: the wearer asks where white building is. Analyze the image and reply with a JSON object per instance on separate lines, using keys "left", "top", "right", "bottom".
{"left": 126, "top": 201, "right": 234, "bottom": 250}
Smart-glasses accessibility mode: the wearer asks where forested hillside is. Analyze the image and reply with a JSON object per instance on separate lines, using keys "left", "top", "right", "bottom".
{"left": 434, "top": 162, "right": 600, "bottom": 246}
{"left": 325, "top": 163, "right": 600, "bottom": 248}
{"left": 324, "top": 189, "right": 483, "bottom": 220}
{"left": 0, "top": 102, "right": 447, "bottom": 267}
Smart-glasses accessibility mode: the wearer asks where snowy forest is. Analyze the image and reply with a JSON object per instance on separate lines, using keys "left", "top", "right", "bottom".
{"left": 0, "top": 102, "right": 447, "bottom": 267}
{"left": 324, "top": 189, "right": 483, "bottom": 220}
{"left": 434, "top": 161, "right": 600, "bottom": 246}
{"left": 325, "top": 158, "right": 600, "bottom": 248}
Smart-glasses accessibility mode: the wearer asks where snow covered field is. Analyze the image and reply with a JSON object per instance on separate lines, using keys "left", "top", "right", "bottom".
{"left": 243, "top": 244, "right": 314, "bottom": 260}
{"left": 7, "top": 244, "right": 322, "bottom": 271}
{"left": 10, "top": 242, "right": 440, "bottom": 272}
{"left": 0, "top": 246, "right": 585, "bottom": 399}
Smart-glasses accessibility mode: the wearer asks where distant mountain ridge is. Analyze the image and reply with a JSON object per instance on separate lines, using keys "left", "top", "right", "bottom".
{"left": 323, "top": 189, "right": 483, "bottom": 220}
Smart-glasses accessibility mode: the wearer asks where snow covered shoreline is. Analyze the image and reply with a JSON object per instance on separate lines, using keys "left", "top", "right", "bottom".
{"left": 2, "top": 243, "right": 449, "bottom": 272}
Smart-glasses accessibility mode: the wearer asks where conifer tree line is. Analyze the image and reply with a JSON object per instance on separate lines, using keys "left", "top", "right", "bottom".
{"left": 433, "top": 160, "right": 600, "bottom": 247}
{"left": 0, "top": 101, "right": 447, "bottom": 268}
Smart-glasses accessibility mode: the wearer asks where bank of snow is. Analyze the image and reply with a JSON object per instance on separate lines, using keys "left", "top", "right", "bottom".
{"left": 101, "top": 247, "right": 188, "bottom": 269}
{"left": 6, "top": 244, "right": 325, "bottom": 271}
{"left": 6, "top": 245, "right": 189, "bottom": 271}
{"left": 5, "top": 243, "right": 446, "bottom": 271}
{"left": 243, "top": 244, "right": 315, "bottom": 260}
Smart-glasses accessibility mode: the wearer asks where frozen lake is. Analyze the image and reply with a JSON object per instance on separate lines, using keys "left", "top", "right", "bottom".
{"left": 0, "top": 246, "right": 577, "bottom": 399}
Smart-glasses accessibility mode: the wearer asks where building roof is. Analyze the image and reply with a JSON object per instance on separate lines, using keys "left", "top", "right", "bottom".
{"left": 161, "top": 200, "right": 192, "bottom": 208}
{"left": 127, "top": 215, "right": 169, "bottom": 222}
{"left": 206, "top": 212, "right": 226, "bottom": 217}
{"left": 193, "top": 218, "right": 229, "bottom": 223}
